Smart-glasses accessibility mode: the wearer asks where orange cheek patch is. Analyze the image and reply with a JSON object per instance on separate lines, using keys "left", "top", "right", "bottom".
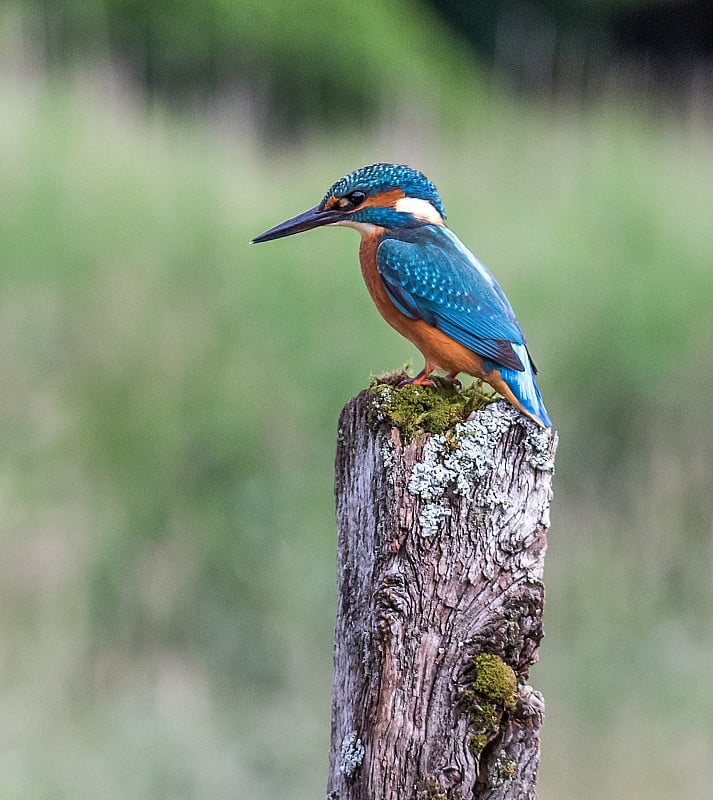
{"left": 324, "top": 188, "right": 406, "bottom": 215}
{"left": 359, "top": 189, "right": 405, "bottom": 209}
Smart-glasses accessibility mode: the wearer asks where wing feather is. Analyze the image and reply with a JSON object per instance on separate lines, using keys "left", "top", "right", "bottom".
{"left": 376, "top": 226, "right": 528, "bottom": 372}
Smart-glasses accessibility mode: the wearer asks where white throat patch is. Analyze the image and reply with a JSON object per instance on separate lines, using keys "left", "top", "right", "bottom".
{"left": 394, "top": 196, "right": 444, "bottom": 225}
{"left": 330, "top": 219, "right": 382, "bottom": 236}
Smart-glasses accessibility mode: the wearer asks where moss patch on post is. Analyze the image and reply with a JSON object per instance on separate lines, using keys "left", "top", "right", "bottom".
{"left": 369, "top": 371, "right": 496, "bottom": 442}
{"left": 471, "top": 653, "right": 517, "bottom": 710}
{"left": 468, "top": 733, "right": 489, "bottom": 756}
{"left": 458, "top": 653, "right": 518, "bottom": 757}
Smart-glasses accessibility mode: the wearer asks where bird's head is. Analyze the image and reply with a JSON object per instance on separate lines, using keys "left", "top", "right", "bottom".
{"left": 251, "top": 163, "right": 446, "bottom": 243}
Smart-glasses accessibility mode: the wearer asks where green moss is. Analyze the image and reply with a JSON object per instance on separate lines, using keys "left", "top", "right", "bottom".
{"left": 370, "top": 371, "right": 496, "bottom": 442}
{"left": 472, "top": 654, "right": 518, "bottom": 711}
{"left": 468, "top": 734, "right": 489, "bottom": 756}
{"left": 458, "top": 654, "right": 519, "bottom": 759}
{"left": 458, "top": 693, "right": 500, "bottom": 734}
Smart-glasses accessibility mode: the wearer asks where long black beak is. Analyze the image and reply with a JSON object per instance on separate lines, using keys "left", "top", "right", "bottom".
{"left": 251, "top": 204, "right": 343, "bottom": 243}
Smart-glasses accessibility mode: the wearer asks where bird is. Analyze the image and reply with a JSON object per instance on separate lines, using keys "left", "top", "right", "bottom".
{"left": 251, "top": 163, "right": 551, "bottom": 428}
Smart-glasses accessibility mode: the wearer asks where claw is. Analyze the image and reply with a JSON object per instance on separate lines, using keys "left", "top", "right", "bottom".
{"left": 397, "top": 367, "right": 437, "bottom": 388}
{"left": 398, "top": 376, "right": 437, "bottom": 388}
{"left": 444, "top": 371, "right": 462, "bottom": 388}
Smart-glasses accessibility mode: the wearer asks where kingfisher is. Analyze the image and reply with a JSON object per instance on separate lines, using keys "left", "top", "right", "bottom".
{"left": 252, "top": 163, "right": 551, "bottom": 428}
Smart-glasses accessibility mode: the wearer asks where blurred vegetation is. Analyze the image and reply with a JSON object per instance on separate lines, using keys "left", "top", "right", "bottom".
{"left": 1, "top": 2, "right": 712, "bottom": 799}
{"left": 430, "top": 0, "right": 713, "bottom": 55}
{"left": 430, "top": 0, "right": 713, "bottom": 98}
{"left": 12, "top": 0, "right": 713, "bottom": 132}
{"left": 12, "top": 0, "right": 474, "bottom": 132}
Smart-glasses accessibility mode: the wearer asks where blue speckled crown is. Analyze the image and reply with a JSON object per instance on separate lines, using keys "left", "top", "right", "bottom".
{"left": 322, "top": 163, "right": 446, "bottom": 219}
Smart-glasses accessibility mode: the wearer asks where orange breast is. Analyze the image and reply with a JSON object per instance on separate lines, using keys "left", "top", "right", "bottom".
{"left": 358, "top": 234, "right": 488, "bottom": 378}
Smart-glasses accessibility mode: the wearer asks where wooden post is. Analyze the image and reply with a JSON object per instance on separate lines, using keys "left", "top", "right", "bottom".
{"left": 327, "top": 381, "right": 557, "bottom": 800}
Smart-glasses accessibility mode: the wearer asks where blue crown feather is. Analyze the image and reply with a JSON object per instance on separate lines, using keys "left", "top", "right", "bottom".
{"left": 322, "top": 163, "right": 446, "bottom": 220}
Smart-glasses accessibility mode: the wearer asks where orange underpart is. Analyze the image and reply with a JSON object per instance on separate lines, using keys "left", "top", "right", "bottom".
{"left": 357, "top": 231, "right": 545, "bottom": 426}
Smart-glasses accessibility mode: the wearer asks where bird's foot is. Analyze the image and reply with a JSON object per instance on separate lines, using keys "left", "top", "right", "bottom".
{"left": 444, "top": 371, "right": 462, "bottom": 388}
{"left": 397, "top": 370, "right": 437, "bottom": 389}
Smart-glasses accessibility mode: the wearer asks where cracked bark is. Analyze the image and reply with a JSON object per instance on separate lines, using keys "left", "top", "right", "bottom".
{"left": 327, "top": 387, "right": 557, "bottom": 800}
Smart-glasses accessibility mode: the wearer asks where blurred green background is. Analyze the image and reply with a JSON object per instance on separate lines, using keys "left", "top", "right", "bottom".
{"left": 1, "top": 1, "right": 712, "bottom": 798}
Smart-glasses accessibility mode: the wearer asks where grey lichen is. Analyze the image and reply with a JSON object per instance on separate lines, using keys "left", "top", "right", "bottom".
{"left": 407, "top": 402, "right": 516, "bottom": 534}
{"left": 444, "top": 405, "right": 515, "bottom": 482}
{"left": 408, "top": 434, "right": 463, "bottom": 501}
{"left": 477, "top": 487, "right": 513, "bottom": 510}
{"left": 380, "top": 438, "right": 395, "bottom": 471}
{"left": 370, "top": 385, "right": 393, "bottom": 425}
{"left": 339, "top": 731, "right": 365, "bottom": 777}
{"left": 418, "top": 502, "right": 452, "bottom": 537}
{"left": 488, "top": 752, "right": 517, "bottom": 787}
{"left": 523, "top": 422, "right": 556, "bottom": 472}
{"left": 372, "top": 381, "right": 553, "bottom": 536}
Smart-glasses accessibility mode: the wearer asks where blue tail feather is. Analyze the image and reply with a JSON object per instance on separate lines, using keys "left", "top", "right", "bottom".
{"left": 486, "top": 343, "right": 551, "bottom": 428}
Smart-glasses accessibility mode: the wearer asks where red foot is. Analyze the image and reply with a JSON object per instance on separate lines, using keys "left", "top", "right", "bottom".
{"left": 444, "top": 371, "right": 462, "bottom": 388}
{"left": 398, "top": 369, "right": 436, "bottom": 388}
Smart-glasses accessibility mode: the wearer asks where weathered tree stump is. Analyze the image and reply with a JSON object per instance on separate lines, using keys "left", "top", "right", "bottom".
{"left": 327, "top": 382, "right": 557, "bottom": 800}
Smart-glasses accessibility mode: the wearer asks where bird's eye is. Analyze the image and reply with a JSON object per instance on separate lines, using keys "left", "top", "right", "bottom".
{"left": 345, "top": 190, "right": 366, "bottom": 206}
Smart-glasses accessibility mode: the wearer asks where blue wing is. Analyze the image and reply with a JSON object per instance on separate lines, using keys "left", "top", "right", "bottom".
{"left": 376, "top": 225, "right": 529, "bottom": 372}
